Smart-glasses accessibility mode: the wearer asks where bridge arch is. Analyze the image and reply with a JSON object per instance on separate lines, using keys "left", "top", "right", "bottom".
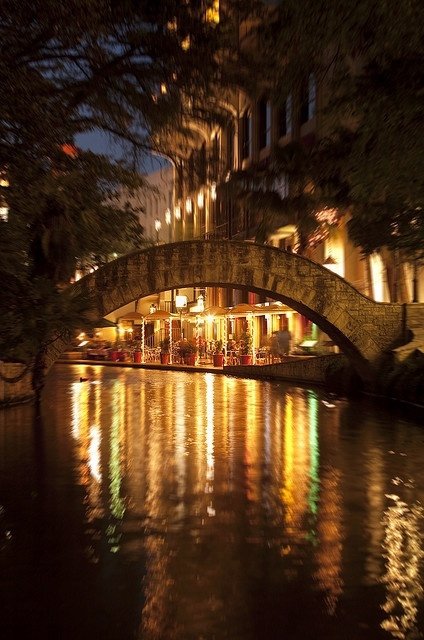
{"left": 53, "top": 240, "right": 407, "bottom": 379}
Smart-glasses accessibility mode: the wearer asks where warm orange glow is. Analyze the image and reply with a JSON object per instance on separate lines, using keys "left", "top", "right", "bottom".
{"left": 381, "top": 495, "right": 424, "bottom": 638}
{"left": 61, "top": 143, "right": 78, "bottom": 158}
{"left": 206, "top": 0, "right": 220, "bottom": 24}
{"left": 181, "top": 35, "right": 190, "bottom": 51}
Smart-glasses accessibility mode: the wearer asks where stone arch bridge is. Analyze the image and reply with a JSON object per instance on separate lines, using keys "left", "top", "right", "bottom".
{"left": 52, "top": 240, "right": 422, "bottom": 380}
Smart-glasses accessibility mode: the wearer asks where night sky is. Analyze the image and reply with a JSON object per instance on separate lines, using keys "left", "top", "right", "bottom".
{"left": 76, "top": 130, "right": 163, "bottom": 174}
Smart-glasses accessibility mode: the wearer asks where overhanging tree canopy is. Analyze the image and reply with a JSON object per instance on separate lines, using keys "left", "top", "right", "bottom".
{"left": 255, "top": 0, "right": 424, "bottom": 255}
{"left": 0, "top": 0, "right": 255, "bottom": 397}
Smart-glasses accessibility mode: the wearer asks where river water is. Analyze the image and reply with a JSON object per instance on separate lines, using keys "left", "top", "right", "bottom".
{"left": 1, "top": 364, "right": 424, "bottom": 640}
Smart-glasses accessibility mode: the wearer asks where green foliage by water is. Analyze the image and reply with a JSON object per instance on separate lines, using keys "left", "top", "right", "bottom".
{"left": 375, "top": 352, "right": 424, "bottom": 406}
{"left": 0, "top": 0, "right": 255, "bottom": 396}
{"left": 324, "top": 353, "right": 424, "bottom": 406}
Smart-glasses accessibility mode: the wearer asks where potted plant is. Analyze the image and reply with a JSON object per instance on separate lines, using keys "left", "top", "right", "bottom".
{"left": 133, "top": 340, "right": 142, "bottom": 363}
{"left": 179, "top": 338, "right": 198, "bottom": 366}
{"left": 159, "top": 336, "right": 171, "bottom": 365}
{"left": 239, "top": 331, "right": 253, "bottom": 365}
{"left": 110, "top": 341, "right": 124, "bottom": 362}
{"left": 213, "top": 339, "right": 224, "bottom": 367}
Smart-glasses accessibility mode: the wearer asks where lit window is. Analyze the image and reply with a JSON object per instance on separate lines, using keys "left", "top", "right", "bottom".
{"left": 278, "top": 94, "right": 292, "bottom": 137}
{"left": 0, "top": 206, "right": 8, "bottom": 222}
{"left": 300, "top": 74, "right": 316, "bottom": 124}
{"left": 206, "top": 0, "right": 220, "bottom": 24}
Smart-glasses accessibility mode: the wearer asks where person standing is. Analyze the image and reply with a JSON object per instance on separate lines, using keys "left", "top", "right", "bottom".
{"left": 276, "top": 329, "right": 291, "bottom": 358}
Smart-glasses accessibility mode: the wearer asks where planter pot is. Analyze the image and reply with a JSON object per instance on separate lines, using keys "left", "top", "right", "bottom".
{"left": 133, "top": 350, "right": 142, "bottom": 364}
{"left": 239, "top": 354, "right": 252, "bottom": 365}
{"left": 213, "top": 353, "right": 224, "bottom": 367}
{"left": 184, "top": 354, "right": 196, "bottom": 366}
{"left": 160, "top": 353, "right": 170, "bottom": 365}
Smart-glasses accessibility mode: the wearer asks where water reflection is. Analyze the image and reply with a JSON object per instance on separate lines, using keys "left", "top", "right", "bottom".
{"left": 1, "top": 366, "right": 424, "bottom": 639}
{"left": 381, "top": 492, "right": 424, "bottom": 639}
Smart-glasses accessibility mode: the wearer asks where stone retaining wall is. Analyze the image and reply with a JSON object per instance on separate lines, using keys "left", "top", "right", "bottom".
{"left": 224, "top": 354, "right": 345, "bottom": 385}
{"left": 0, "top": 362, "right": 34, "bottom": 405}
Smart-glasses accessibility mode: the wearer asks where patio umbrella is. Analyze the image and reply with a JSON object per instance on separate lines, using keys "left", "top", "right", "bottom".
{"left": 118, "top": 311, "right": 144, "bottom": 321}
{"left": 227, "top": 303, "right": 257, "bottom": 315}
{"left": 202, "top": 305, "right": 228, "bottom": 317}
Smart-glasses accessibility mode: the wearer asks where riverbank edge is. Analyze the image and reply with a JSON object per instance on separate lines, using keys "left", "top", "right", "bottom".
{"left": 2, "top": 355, "right": 423, "bottom": 412}
{"left": 52, "top": 355, "right": 424, "bottom": 412}
{"left": 53, "top": 352, "right": 339, "bottom": 385}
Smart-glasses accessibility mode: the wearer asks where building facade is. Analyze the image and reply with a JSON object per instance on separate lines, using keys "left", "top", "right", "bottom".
{"left": 109, "top": 0, "right": 423, "bottom": 352}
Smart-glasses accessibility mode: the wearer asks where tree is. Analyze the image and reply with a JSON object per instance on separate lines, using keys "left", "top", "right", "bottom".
{"left": 255, "top": 0, "right": 424, "bottom": 259}
{"left": 0, "top": 148, "right": 149, "bottom": 395}
{"left": 223, "top": 134, "right": 350, "bottom": 252}
{"left": 0, "top": 0, "right": 250, "bottom": 398}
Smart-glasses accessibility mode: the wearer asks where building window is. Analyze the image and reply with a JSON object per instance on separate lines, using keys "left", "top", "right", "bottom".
{"left": 226, "top": 121, "right": 235, "bottom": 170}
{"left": 210, "top": 133, "right": 220, "bottom": 180}
{"left": 278, "top": 94, "right": 292, "bottom": 137}
{"left": 258, "top": 96, "right": 272, "bottom": 150}
{"left": 188, "top": 152, "right": 195, "bottom": 191}
{"left": 300, "top": 74, "right": 316, "bottom": 125}
{"left": 241, "top": 110, "right": 252, "bottom": 160}
{"left": 198, "top": 143, "right": 207, "bottom": 184}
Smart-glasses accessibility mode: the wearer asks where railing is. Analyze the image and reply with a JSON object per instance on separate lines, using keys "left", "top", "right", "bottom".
{"left": 145, "top": 327, "right": 182, "bottom": 348}
{"left": 194, "top": 223, "right": 229, "bottom": 241}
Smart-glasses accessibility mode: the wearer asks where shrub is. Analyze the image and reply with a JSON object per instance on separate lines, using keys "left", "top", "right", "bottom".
{"left": 239, "top": 332, "right": 252, "bottom": 355}
{"left": 179, "top": 338, "right": 198, "bottom": 356}
{"left": 324, "top": 357, "right": 363, "bottom": 397}
{"left": 214, "top": 339, "right": 223, "bottom": 354}
{"left": 160, "top": 336, "right": 170, "bottom": 353}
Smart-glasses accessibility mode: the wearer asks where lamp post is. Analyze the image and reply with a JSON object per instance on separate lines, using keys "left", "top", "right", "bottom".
{"left": 175, "top": 294, "right": 187, "bottom": 340}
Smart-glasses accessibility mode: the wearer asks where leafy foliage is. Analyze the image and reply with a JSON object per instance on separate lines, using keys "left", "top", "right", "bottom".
{"left": 0, "top": 1, "right": 252, "bottom": 394}
{"left": 255, "top": 0, "right": 424, "bottom": 255}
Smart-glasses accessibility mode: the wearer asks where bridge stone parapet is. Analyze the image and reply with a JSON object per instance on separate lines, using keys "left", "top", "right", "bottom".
{"left": 49, "top": 240, "right": 413, "bottom": 380}
{"left": 393, "top": 303, "right": 424, "bottom": 361}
